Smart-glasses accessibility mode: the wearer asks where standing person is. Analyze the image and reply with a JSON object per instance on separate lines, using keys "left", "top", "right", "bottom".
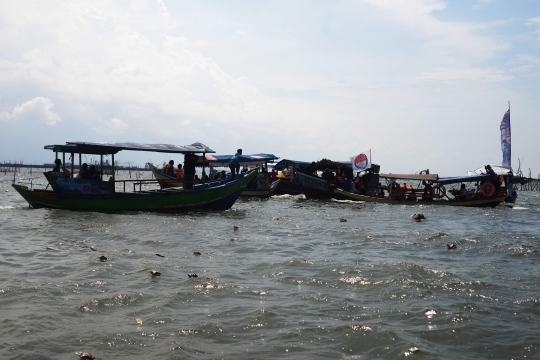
{"left": 183, "top": 153, "right": 198, "bottom": 189}
{"left": 229, "top": 149, "right": 242, "bottom": 180}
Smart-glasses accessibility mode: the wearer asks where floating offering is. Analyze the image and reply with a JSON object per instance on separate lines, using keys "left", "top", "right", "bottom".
{"left": 188, "top": 273, "right": 198, "bottom": 278}
{"left": 134, "top": 317, "right": 143, "bottom": 324}
{"left": 340, "top": 218, "right": 347, "bottom": 222}
{"left": 411, "top": 213, "right": 426, "bottom": 221}
{"left": 89, "top": 246, "right": 97, "bottom": 251}
{"left": 150, "top": 270, "right": 161, "bottom": 276}
{"left": 408, "top": 347, "right": 420, "bottom": 354}
{"left": 193, "top": 251, "right": 202, "bottom": 256}
{"left": 155, "top": 253, "right": 165, "bottom": 257}
{"left": 233, "top": 226, "right": 239, "bottom": 231}
{"left": 98, "top": 255, "right": 107, "bottom": 261}
{"left": 447, "top": 243, "right": 457, "bottom": 249}
{"left": 76, "top": 352, "right": 95, "bottom": 359}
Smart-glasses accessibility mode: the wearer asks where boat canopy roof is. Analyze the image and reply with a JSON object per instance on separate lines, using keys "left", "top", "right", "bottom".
{"left": 434, "top": 174, "right": 490, "bottom": 185}
{"left": 468, "top": 164, "right": 514, "bottom": 176}
{"left": 380, "top": 173, "right": 439, "bottom": 181}
{"left": 196, "top": 153, "right": 279, "bottom": 167}
{"left": 273, "top": 159, "right": 312, "bottom": 171}
{"left": 45, "top": 141, "right": 215, "bottom": 155}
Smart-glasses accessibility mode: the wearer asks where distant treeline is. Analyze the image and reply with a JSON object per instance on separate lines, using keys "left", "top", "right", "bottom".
{"left": 0, "top": 162, "right": 150, "bottom": 172}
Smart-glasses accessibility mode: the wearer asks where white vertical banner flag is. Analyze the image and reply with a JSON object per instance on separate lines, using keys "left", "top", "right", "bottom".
{"left": 350, "top": 150, "right": 371, "bottom": 171}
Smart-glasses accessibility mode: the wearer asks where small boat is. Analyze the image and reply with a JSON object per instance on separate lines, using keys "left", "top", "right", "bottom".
{"left": 12, "top": 142, "right": 257, "bottom": 212}
{"left": 270, "top": 159, "right": 309, "bottom": 196}
{"left": 148, "top": 153, "right": 280, "bottom": 198}
{"left": 296, "top": 159, "right": 368, "bottom": 200}
{"left": 334, "top": 173, "right": 507, "bottom": 208}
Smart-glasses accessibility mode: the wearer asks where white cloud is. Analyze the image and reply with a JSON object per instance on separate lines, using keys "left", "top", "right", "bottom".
{"left": 422, "top": 67, "right": 513, "bottom": 82}
{"left": 528, "top": 16, "right": 540, "bottom": 43}
{"left": 509, "top": 55, "right": 540, "bottom": 77}
{"left": 11, "top": 97, "right": 62, "bottom": 126}
{"left": 0, "top": 111, "right": 10, "bottom": 121}
{"left": 91, "top": 117, "right": 129, "bottom": 134}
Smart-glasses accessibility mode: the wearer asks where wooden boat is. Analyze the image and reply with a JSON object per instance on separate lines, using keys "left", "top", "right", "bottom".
{"left": 12, "top": 142, "right": 257, "bottom": 212}
{"left": 296, "top": 159, "right": 372, "bottom": 200}
{"left": 334, "top": 173, "right": 507, "bottom": 208}
{"left": 148, "top": 153, "right": 280, "bottom": 198}
{"left": 334, "top": 189, "right": 506, "bottom": 207}
{"left": 270, "top": 159, "right": 308, "bottom": 195}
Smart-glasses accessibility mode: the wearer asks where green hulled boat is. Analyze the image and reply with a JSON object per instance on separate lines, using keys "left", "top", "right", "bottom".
{"left": 12, "top": 141, "right": 257, "bottom": 212}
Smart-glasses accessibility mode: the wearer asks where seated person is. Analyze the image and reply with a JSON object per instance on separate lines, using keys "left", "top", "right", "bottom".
{"left": 422, "top": 180, "right": 433, "bottom": 201}
{"left": 89, "top": 165, "right": 101, "bottom": 180}
{"left": 165, "top": 160, "right": 175, "bottom": 176}
{"left": 407, "top": 190, "right": 417, "bottom": 201}
{"left": 458, "top": 183, "right": 469, "bottom": 200}
{"left": 220, "top": 170, "right": 228, "bottom": 179}
{"left": 52, "top": 158, "right": 62, "bottom": 172}
{"left": 354, "top": 178, "right": 365, "bottom": 194}
{"left": 193, "top": 174, "right": 201, "bottom": 184}
{"left": 269, "top": 168, "right": 277, "bottom": 178}
{"left": 176, "top": 164, "right": 184, "bottom": 179}
{"left": 284, "top": 167, "right": 292, "bottom": 178}
{"left": 80, "top": 163, "right": 92, "bottom": 179}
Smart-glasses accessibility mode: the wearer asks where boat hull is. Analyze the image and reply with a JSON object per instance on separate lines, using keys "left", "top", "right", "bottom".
{"left": 12, "top": 170, "right": 257, "bottom": 212}
{"left": 334, "top": 188, "right": 506, "bottom": 207}
{"left": 296, "top": 173, "right": 348, "bottom": 200}
{"left": 272, "top": 178, "right": 303, "bottom": 195}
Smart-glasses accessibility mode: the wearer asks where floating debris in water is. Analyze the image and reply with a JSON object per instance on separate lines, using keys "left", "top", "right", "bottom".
{"left": 4, "top": 190, "right": 8, "bottom": 192}
{"left": 89, "top": 246, "right": 97, "bottom": 251}
{"left": 340, "top": 218, "right": 347, "bottom": 222}
{"left": 193, "top": 251, "right": 202, "bottom": 256}
{"left": 46, "top": 246, "right": 60, "bottom": 251}
{"left": 233, "top": 226, "right": 239, "bottom": 231}
{"left": 447, "top": 243, "right": 457, "bottom": 250}
{"left": 76, "top": 352, "right": 95, "bottom": 359}
{"left": 155, "top": 253, "right": 165, "bottom": 257}
{"left": 134, "top": 317, "right": 143, "bottom": 324}
{"left": 150, "top": 270, "right": 161, "bottom": 276}
{"left": 98, "top": 255, "right": 107, "bottom": 261}
{"left": 188, "top": 273, "right": 198, "bottom": 278}
{"left": 407, "top": 347, "right": 420, "bottom": 354}
{"left": 411, "top": 214, "right": 426, "bottom": 221}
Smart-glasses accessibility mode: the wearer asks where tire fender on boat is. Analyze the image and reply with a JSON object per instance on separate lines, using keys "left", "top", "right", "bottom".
{"left": 480, "top": 182, "right": 495, "bottom": 197}
{"left": 432, "top": 184, "right": 446, "bottom": 198}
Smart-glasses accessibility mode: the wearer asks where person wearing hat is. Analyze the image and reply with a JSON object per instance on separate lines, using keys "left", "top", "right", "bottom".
{"left": 229, "top": 149, "right": 242, "bottom": 180}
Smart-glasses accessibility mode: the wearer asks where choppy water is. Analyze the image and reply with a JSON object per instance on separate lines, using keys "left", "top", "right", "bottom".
{"left": 1, "top": 170, "right": 539, "bottom": 359}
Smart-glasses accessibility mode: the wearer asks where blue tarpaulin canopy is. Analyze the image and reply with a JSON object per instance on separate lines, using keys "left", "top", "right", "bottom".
{"left": 196, "top": 153, "right": 279, "bottom": 167}
{"left": 435, "top": 174, "right": 491, "bottom": 185}
{"left": 273, "top": 159, "right": 311, "bottom": 171}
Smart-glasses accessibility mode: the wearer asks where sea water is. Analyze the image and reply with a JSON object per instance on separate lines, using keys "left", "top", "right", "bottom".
{"left": 0, "top": 170, "right": 539, "bottom": 359}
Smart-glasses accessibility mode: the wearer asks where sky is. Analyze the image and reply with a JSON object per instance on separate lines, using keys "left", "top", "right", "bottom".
{"left": 0, "top": 0, "right": 539, "bottom": 176}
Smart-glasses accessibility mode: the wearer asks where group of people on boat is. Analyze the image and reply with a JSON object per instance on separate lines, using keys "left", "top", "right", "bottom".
{"left": 52, "top": 159, "right": 102, "bottom": 180}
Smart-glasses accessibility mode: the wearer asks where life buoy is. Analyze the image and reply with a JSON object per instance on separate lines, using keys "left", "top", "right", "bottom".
{"left": 480, "top": 182, "right": 495, "bottom": 197}
{"left": 432, "top": 184, "right": 446, "bottom": 198}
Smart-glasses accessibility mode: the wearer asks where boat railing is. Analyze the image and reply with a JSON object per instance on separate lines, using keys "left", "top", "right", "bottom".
{"left": 113, "top": 179, "right": 163, "bottom": 193}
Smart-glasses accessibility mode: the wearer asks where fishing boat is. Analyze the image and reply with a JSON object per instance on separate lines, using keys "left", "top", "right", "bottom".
{"left": 148, "top": 153, "right": 280, "bottom": 198}
{"left": 296, "top": 159, "right": 360, "bottom": 199}
{"left": 12, "top": 142, "right": 258, "bottom": 212}
{"left": 270, "top": 159, "right": 310, "bottom": 195}
{"left": 334, "top": 173, "right": 506, "bottom": 207}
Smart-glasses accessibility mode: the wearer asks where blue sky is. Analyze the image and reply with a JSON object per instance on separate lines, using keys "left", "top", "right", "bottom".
{"left": 0, "top": 0, "right": 539, "bottom": 176}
